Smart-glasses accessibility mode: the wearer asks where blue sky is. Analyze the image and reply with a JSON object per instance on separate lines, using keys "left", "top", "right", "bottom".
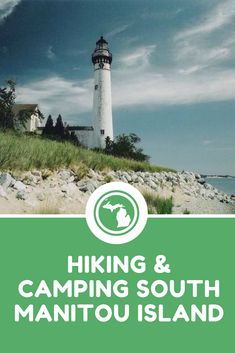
{"left": 0, "top": 0, "right": 235, "bottom": 174}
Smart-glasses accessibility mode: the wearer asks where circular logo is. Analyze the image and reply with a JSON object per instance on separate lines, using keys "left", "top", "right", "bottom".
{"left": 86, "top": 182, "right": 148, "bottom": 244}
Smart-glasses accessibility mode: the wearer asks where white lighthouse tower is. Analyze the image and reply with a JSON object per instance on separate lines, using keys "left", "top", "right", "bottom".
{"left": 92, "top": 36, "right": 114, "bottom": 148}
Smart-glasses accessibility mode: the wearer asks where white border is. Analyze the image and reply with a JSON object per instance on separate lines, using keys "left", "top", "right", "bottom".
{"left": 0, "top": 214, "right": 234, "bottom": 218}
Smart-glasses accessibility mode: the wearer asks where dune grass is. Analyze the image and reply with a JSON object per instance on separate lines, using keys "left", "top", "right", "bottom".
{"left": 0, "top": 131, "right": 175, "bottom": 173}
{"left": 142, "top": 190, "right": 174, "bottom": 214}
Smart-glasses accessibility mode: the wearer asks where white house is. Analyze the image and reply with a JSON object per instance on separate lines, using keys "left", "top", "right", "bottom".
{"left": 13, "top": 104, "right": 43, "bottom": 133}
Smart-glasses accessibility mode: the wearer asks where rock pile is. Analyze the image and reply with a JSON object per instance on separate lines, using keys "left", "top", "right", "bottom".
{"left": 0, "top": 169, "right": 234, "bottom": 214}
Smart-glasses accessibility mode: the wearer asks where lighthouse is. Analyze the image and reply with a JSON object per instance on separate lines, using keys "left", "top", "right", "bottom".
{"left": 92, "top": 36, "right": 114, "bottom": 148}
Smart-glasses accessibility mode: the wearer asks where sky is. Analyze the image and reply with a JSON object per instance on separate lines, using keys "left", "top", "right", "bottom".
{"left": 0, "top": 0, "right": 235, "bottom": 175}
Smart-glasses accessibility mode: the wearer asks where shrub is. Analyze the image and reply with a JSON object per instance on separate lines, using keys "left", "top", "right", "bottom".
{"left": 104, "top": 134, "right": 149, "bottom": 162}
{"left": 142, "top": 190, "right": 173, "bottom": 214}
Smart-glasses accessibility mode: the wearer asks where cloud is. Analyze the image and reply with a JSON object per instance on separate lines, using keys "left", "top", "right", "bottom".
{"left": 17, "top": 76, "right": 93, "bottom": 122}
{"left": 0, "top": 0, "right": 21, "bottom": 22}
{"left": 106, "top": 24, "right": 131, "bottom": 39}
{"left": 175, "top": 42, "right": 232, "bottom": 73}
{"left": 202, "top": 140, "right": 214, "bottom": 146}
{"left": 16, "top": 66, "right": 235, "bottom": 124}
{"left": 118, "top": 45, "right": 157, "bottom": 68}
{"left": 176, "top": 0, "right": 235, "bottom": 40}
{"left": 112, "top": 68, "right": 235, "bottom": 109}
{"left": 46, "top": 46, "right": 56, "bottom": 60}
{"left": 173, "top": 1, "right": 235, "bottom": 75}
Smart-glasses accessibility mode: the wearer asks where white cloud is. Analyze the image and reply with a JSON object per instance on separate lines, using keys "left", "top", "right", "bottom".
{"left": 0, "top": 0, "right": 21, "bottom": 22}
{"left": 46, "top": 46, "right": 56, "bottom": 60}
{"left": 173, "top": 1, "right": 235, "bottom": 75}
{"left": 17, "top": 76, "right": 93, "bottom": 122}
{"left": 16, "top": 66, "right": 235, "bottom": 124}
{"left": 106, "top": 24, "right": 130, "bottom": 39}
{"left": 118, "top": 45, "right": 157, "bottom": 68}
{"left": 175, "top": 42, "right": 232, "bottom": 73}
{"left": 176, "top": 0, "right": 235, "bottom": 40}
{"left": 112, "top": 68, "right": 235, "bottom": 108}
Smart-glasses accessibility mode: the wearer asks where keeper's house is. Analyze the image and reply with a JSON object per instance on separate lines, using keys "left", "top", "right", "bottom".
{"left": 13, "top": 104, "right": 43, "bottom": 132}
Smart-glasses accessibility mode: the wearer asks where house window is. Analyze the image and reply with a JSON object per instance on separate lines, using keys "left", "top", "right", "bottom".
{"left": 95, "top": 84, "right": 98, "bottom": 90}
{"left": 100, "top": 129, "right": 105, "bottom": 135}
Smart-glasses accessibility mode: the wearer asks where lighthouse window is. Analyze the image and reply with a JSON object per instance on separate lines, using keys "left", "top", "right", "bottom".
{"left": 95, "top": 84, "right": 98, "bottom": 90}
{"left": 100, "top": 129, "right": 105, "bottom": 135}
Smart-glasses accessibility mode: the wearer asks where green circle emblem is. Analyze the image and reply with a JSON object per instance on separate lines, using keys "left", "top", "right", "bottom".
{"left": 94, "top": 191, "right": 139, "bottom": 236}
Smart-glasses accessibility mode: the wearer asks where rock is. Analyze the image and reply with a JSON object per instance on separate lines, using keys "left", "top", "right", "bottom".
{"left": 122, "top": 172, "right": 132, "bottom": 182}
{"left": 61, "top": 183, "right": 77, "bottom": 196}
{"left": 198, "top": 178, "right": 206, "bottom": 185}
{"left": 148, "top": 180, "right": 157, "bottom": 189}
{"left": 58, "top": 170, "right": 72, "bottom": 181}
{"left": 79, "top": 184, "right": 89, "bottom": 193}
{"left": 22, "top": 171, "right": 39, "bottom": 186}
{"left": 37, "top": 193, "right": 45, "bottom": 202}
{"left": 16, "top": 191, "right": 27, "bottom": 200}
{"left": 172, "top": 180, "right": 178, "bottom": 186}
{"left": 31, "top": 170, "right": 42, "bottom": 178}
{"left": 78, "top": 180, "right": 98, "bottom": 193}
{"left": 121, "top": 176, "right": 129, "bottom": 183}
{"left": 0, "top": 185, "right": 8, "bottom": 199}
{"left": 13, "top": 181, "right": 26, "bottom": 192}
{"left": 137, "top": 176, "right": 144, "bottom": 184}
{"left": 0, "top": 173, "right": 14, "bottom": 189}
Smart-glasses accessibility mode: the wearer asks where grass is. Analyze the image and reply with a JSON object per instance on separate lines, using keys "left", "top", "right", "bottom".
{"left": 183, "top": 208, "right": 191, "bottom": 214}
{"left": 35, "top": 206, "right": 61, "bottom": 214}
{"left": 142, "top": 190, "right": 174, "bottom": 214}
{"left": 0, "top": 131, "right": 175, "bottom": 173}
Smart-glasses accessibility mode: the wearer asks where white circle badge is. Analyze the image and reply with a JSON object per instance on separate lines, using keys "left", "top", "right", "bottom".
{"left": 86, "top": 182, "right": 148, "bottom": 244}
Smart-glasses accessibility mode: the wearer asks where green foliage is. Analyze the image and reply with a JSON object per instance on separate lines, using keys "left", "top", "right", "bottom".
{"left": 0, "top": 80, "right": 16, "bottom": 129}
{"left": 104, "top": 133, "right": 149, "bottom": 162}
{"left": 54, "top": 114, "right": 64, "bottom": 137}
{"left": 103, "top": 175, "right": 113, "bottom": 183}
{"left": 142, "top": 190, "right": 173, "bottom": 214}
{"left": 0, "top": 131, "right": 175, "bottom": 173}
{"left": 42, "top": 115, "right": 54, "bottom": 136}
{"left": 42, "top": 114, "right": 79, "bottom": 145}
{"left": 183, "top": 208, "right": 191, "bottom": 214}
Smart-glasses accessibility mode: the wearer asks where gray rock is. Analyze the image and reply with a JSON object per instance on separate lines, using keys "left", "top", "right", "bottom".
{"left": 148, "top": 180, "right": 157, "bottom": 189}
{"left": 0, "top": 186, "right": 8, "bottom": 199}
{"left": 58, "top": 170, "right": 72, "bottom": 181}
{"left": 79, "top": 180, "right": 97, "bottom": 193}
{"left": 13, "top": 181, "right": 26, "bottom": 192}
{"left": 137, "top": 176, "right": 144, "bottom": 184}
{"left": 122, "top": 172, "right": 132, "bottom": 182}
{"left": 0, "top": 173, "right": 14, "bottom": 189}
{"left": 16, "top": 191, "right": 27, "bottom": 200}
{"left": 198, "top": 178, "right": 206, "bottom": 185}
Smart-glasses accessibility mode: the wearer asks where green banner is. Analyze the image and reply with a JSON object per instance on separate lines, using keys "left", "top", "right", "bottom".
{"left": 1, "top": 218, "right": 234, "bottom": 352}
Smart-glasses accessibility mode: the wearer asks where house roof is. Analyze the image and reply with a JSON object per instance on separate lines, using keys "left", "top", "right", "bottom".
{"left": 13, "top": 104, "right": 38, "bottom": 116}
{"left": 68, "top": 126, "right": 94, "bottom": 131}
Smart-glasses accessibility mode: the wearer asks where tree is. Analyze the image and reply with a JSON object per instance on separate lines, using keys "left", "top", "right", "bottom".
{"left": 42, "top": 115, "right": 54, "bottom": 136}
{"left": 104, "top": 133, "right": 149, "bottom": 162}
{"left": 0, "top": 80, "right": 16, "bottom": 129}
{"left": 54, "top": 114, "right": 65, "bottom": 138}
